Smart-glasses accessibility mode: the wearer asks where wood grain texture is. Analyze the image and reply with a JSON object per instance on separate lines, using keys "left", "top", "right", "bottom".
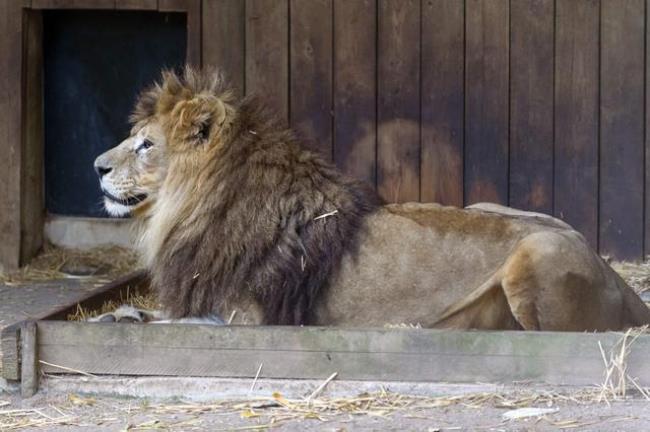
{"left": 647, "top": 0, "right": 650, "bottom": 258}
{"left": 21, "top": 322, "right": 38, "bottom": 397}
{"left": 21, "top": 11, "right": 45, "bottom": 264}
{"left": 37, "top": 322, "right": 650, "bottom": 385}
{"left": 31, "top": 0, "right": 115, "bottom": 8}
{"left": 464, "top": 0, "right": 509, "bottom": 205}
{"left": 1, "top": 324, "right": 20, "bottom": 380}
{"left": 509, "top": 0, "right": 553, "bottom": 214}
{"left": 0, "top": 0, "right": 23, "bottom": 271}
{"left": 554, "top": 0, "right": 599, "bottom": 249}
{"left": 202, "top": 0, "right": 245, "bottom": 96}
{"left": 246, "top": 0, "right": 289, "bottom": 123}
{"left": 185, "top": 0, "right": 202, "bottom": 66}
{"left": 420, "top": 0, "right": 464, "bottom": 206}
{"left": 115, "top": 0, "right": 157, "bottom": 9}
{"left": 290, "top": 0, "right": 333, "bottom": 158}
{"left": 158, "top": 0, "right": 185, "bottom": 11}
{"left": 600, "top": 0, "right": 645, "bottom": 261}
{"left": 332, "top": 0, "right": 376, "bottom": 187}
{"left": 377, "top": 0, "right": 420, "bottom": 203}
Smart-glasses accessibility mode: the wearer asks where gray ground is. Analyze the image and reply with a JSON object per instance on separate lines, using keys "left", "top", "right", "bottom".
{"left": 2, "top": 383, "right": 650, "bottom": 431}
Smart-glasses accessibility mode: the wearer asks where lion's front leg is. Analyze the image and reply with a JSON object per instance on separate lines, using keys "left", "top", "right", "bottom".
{"left": 88, "top": 305, "right": 225, "bottom": 325}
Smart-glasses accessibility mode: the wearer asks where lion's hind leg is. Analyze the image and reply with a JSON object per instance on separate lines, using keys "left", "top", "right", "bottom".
{"left": 500, "top": 231, "right": 625, "bottom": 331}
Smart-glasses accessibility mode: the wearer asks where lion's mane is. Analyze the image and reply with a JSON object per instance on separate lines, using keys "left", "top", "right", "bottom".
{"left": 132, "top": 68, "right": 380, "bottom": 324}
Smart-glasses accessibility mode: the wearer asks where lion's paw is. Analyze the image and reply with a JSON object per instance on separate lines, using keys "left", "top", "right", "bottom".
{"left": 88, "top": 305, "right": 162, "bottom": 323}
{"left": 87, "top": 305, "right": 225, "bottom": 325}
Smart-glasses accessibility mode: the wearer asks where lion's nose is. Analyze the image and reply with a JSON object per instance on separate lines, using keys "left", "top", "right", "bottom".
{"left": 94, "top": 162, "right": 112, "bottom": 178}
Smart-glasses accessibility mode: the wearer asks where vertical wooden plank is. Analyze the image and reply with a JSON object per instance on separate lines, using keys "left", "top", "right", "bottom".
{"left": 185, "top": 0, "right": 202, "bottom": 66}
{"left": 464, "top": 0, "right": 509, "bottom": 205}
{"left": 509, "top": 0, "right": 554, "bottom": 213}
{"left": 600, "top": 0, "right": 645, "bottom": 260}
{"left": 1, "top": 324, "right": 21, "bottom": 380}
{"left": 290, "top": 0, "right": 333, "bottom": 158}
{"left": 0, "top": 1, "right": 23, "bottom": 271}
{"left": 420, "top": 0, "right": 464, "bottom": 206}
{"left": 159, "top": 0, "right": 201, "bottom": 66}
{"left": 554, "top": 0, "right": 599, "bottom": 249}
{"left": 20, "top": 321, "right": 38, "bottom": 398}
{"left": 647, "top": 0, "right": 650, "bottom": 258}
{"left": 246, "top": 0, "right": 289, "bottom": 124}
{"left": 377, "top": 0, "right": 420, "bottom": 203}
{"left": 21, "top": 10, "right": 45, "bottom": 263}
{"left": 202, "top": 0, "right": 245, "bottom": 96}
{"left": 333, "top": 0, "right": 376, "bottom": 187}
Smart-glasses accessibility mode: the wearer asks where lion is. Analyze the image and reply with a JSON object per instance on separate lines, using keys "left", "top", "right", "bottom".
{"left": 93, "top": 68, "right": 650, "bottom": 331}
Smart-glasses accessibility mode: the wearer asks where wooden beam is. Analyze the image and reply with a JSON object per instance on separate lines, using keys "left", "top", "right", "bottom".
{"left": 158, "top": 0, "right": 185, "bottom": 11}
{"left": 31, "top": 0, "right": 116, "bottom": 9}
{"left": 37, "top": 324, "right": 650, "bottom": 386}
{"left": 21, "top": 10, "right": 45, "bottom": 264}
{"left": 0, "top": 1, "right": 24, "bottom": 271}
{"left": 115, "top": 0, "right": 158, "bottom": 10}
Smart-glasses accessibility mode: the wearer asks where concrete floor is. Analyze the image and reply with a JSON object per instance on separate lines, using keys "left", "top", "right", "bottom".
{"left": 2, "top": 378, "right": 650, "bottom": 431}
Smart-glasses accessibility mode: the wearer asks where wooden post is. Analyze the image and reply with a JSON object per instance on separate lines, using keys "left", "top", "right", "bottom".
{"left": 21, "top": 321, "right": 38, "bottom": 398}
{"left": 0, "top": 1, "right": 25, "bottom": 271}
{"left": 1, "top": 324, "right": 21, "bottom": 380}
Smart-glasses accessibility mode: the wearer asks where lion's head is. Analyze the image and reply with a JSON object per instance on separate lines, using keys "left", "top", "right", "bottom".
{"left": 93, "top": 68, "right": 235, "bottom": 218}
{"left": 93, "top": 122, "right": 166, "bottom": 217}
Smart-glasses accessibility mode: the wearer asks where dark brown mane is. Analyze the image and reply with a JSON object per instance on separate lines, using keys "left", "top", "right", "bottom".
{"left": 147, "top": 69, "right": 381, "bottom": 325}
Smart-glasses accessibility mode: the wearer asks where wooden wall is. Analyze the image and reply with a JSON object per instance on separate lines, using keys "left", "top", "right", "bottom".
{"left": 204, "top": 0, "right": 650, "bottom": 261}
{"left": 1, "top": 0, "right": 649, "bottom": 268}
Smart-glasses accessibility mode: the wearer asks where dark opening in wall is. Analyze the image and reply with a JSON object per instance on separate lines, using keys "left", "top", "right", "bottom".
{"left": 43, "top": 10, "right": 186, "bottom": 217}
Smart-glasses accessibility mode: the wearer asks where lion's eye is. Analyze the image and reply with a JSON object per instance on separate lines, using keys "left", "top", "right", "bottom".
{"left": 136, "top": 139, "right": 154, "bottom": 153}
{"left": 196, "top": 123, "right": 210, "bottom": 141}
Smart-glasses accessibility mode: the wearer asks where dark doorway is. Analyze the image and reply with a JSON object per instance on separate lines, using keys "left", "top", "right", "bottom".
{"left": 43, "top": 10, "right": 186, "bottom": 217}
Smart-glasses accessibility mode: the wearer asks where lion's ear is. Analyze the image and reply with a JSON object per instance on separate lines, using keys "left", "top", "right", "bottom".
{"left": 168, "top": 95, "right": 230, "bottom": 147}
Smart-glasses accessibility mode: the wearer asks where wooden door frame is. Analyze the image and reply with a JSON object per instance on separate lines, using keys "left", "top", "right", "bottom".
{"left": 0, "top": 0, "right": 200, "bottom": 271}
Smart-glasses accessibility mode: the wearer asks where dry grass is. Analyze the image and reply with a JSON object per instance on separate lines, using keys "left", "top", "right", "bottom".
{"left": 120, "top": 387, "right": 602, "bottom": 430}
{"left": 67, "top": 288, "right": 159, "bottom": 322}
{"left": 0, "top": 386, "right": 640, "bottom": 431}
{"left": 0, "top": 245, "right": 139, "bottom": 286}
{"left": 597, "top": 325, "right": 650, "bottom": 403}
{"left": 610, "top": 260, "right": 650, "bottom": 296}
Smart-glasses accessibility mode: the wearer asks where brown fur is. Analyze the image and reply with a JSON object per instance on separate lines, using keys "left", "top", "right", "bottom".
{"left": 132, "top": 68, "right": 380, "bottom": 324}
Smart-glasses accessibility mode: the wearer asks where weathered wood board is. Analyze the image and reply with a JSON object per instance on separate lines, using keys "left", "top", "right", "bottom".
{"left": 36, "top": 323, "right": 650, "bottom": 387}
{"left": 0, "top": 271, "right": 147, "bottom": 380}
